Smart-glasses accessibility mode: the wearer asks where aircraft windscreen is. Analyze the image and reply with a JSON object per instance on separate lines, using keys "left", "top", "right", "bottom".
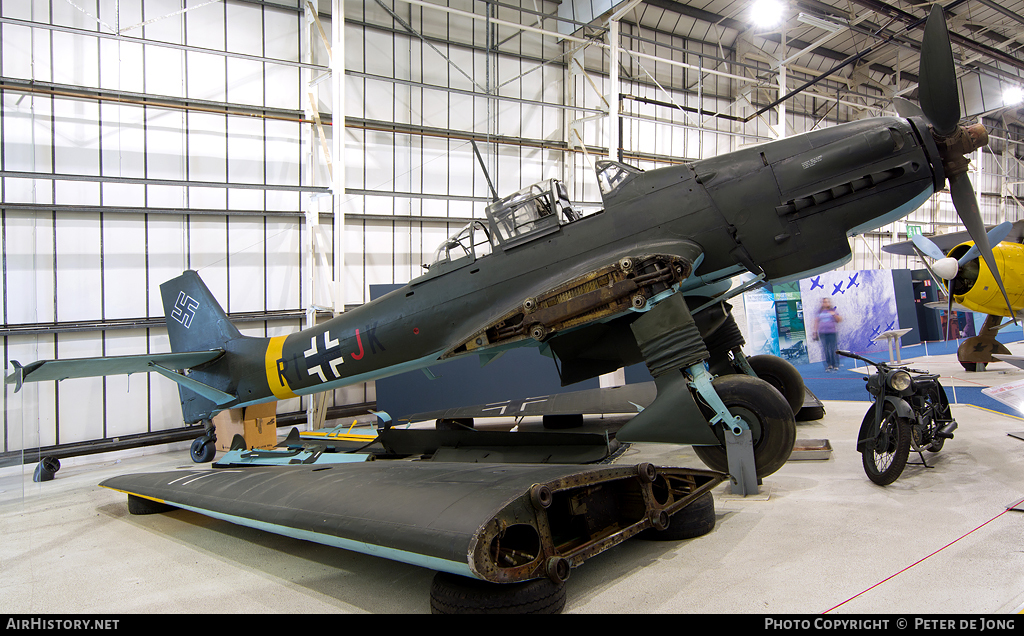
{"left": 428, "top": 220, "right": 492, "bottom": 268}
{"left": 596, "top": 160, "right": 643, "bottom": 198}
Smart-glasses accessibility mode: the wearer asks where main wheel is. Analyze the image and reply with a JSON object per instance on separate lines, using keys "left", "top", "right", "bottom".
{"left": 639, "top": 491, "right": 715, "bottom": 541}
{"left": 429, "top": 572, "right": 566, "bottom": 614}
{"left": 859, "top": 403, "right": 911, "bottom": 486}
{"left": 747, "top": 354, "right": 805, "bottom": 415}
{"left": 692, "top": 374, "right": 797, "bottom": 478}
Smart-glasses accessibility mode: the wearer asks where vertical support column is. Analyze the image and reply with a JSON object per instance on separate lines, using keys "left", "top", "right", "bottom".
{"left": 606, "top": 18, "right": 619, "bottom": 160}
{"left": 777, "top": 26, "right": 786, "bottom": 140}
{"left": 332, "top": 0, "right": 345, "bottom": 313}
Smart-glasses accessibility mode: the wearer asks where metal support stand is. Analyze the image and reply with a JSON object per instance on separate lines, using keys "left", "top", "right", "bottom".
{"left": 725, "top": 429, "right": 759, "bottom": 495}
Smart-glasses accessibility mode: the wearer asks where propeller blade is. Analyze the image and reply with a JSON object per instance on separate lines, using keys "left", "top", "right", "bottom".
{"left": 956, "top": 221, "right": 1013, "bottom": 266}
{"left": 893, "top": 96, "right": 925, "bottom": 119}
{"left": 918, "top": 5, "right": 960, "bottom": 136}
{"left": 911, "top": 232, "right": 947, "bottom": 261}
{"left": 949, "top": 172, "right": 1015, "bottom": 320}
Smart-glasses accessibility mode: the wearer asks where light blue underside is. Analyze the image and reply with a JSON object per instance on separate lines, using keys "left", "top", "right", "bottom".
{"left": 168, "top": 500, "right": 477, "bottom": 578}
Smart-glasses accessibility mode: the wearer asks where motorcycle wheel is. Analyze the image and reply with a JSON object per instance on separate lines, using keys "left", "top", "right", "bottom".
{"left": 692, "top": 374, "right": 797, "bottom": 479}
{"left": 859, "top": 402, "right": 911, "bottom": 486}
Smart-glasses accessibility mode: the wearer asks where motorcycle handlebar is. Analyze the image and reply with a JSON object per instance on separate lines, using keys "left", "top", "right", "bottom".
{"left": 836, "top": 349, "right": 873, "bottom": 365}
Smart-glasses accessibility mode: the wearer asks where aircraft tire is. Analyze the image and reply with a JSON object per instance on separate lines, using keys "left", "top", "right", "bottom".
{"left": 190, "top": 436, "right": 216, "bottom": 463}
{"left": 746, "top": 354, "right": 805, "bottom": 415}
{"left": 126, "top": 494, "right": 175, "bottom": 515}
{"left": 638, "top": 491, "right": 715, "bottom": 541}
{"left": 429, "top": 572, "right": 566, "bottom": 614}
{"left": 692, "top": 374, "right": 796, "bottom": 479}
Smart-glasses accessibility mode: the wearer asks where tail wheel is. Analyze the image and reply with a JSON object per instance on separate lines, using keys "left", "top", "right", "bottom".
{"left": 692, "top": 374, "right": 797, "bottom": 478}
{"left": 190, "top": 436, "right": 216, "bottom": 463}
{"left": 859, "top": 403, "right": 911, "bottom": 486}
{"left": 746, "top": 354, "right": 805, "bottom": 415}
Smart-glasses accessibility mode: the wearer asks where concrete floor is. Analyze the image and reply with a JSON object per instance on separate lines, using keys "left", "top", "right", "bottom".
{"left": 2, "top": 358, "right": 1024, "bottom": 614}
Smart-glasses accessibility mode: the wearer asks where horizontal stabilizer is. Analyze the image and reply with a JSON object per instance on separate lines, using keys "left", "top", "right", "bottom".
{"left": 6, "top": 350, "right": 223, "bottom": 392}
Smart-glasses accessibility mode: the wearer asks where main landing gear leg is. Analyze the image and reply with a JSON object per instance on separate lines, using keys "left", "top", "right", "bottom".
{"left": 688, "top": 363, "right": 759, "bottom": 495}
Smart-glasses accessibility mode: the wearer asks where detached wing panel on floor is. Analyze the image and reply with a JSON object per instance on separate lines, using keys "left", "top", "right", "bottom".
{"left": 101, "top": 462, "right": 724, "bottom": 583}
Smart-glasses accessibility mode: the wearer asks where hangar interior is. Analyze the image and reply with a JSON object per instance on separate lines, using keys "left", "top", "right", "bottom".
{"left": 3, "top": 0, "right": 1024, "bottom": 615}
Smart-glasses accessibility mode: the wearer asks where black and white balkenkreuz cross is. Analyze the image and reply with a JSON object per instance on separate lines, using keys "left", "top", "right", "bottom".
{"left": 304, "top": 331, "right": 344, "bottom": 383}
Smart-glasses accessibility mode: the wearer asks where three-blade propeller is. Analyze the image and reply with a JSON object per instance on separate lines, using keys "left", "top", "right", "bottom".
{"left": 911, "top": 221, "right": 1012, "bottom": 340}
{"left": 910, "top": 221, "right": 1012, "bottom": 282}
{"left": 909, "top": 5, "right": 1015, "bottom": 320}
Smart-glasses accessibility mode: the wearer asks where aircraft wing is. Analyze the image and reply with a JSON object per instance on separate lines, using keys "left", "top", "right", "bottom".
{"left": 882, "top": 221, "right": 1024, "bottom": 256}
{"left": 924, "top": 300, "right": 975, "bottom": 313}
{"left": 101, "top": 462, "right": 725, "bottom": 583}
{"left": 991, "top": 355, "right": 1024, "bottom": 371}
{"left": 398, "top": 382, "right": 658, "bottom": 423}
{"left": 6, "top": 350, "right": 224, "bottom": 390}
{"left": 400, "top": 380, "right": 825, "bottom": 423}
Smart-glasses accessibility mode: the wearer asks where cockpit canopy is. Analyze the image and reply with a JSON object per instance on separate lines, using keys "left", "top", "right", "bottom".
{"left": 424, "top": 179, "right": 580, "bottom": 274}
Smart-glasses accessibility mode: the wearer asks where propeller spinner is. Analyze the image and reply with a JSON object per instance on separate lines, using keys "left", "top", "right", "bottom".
{"left": 912, "top": 5, "right": 1014, "bottom": 319}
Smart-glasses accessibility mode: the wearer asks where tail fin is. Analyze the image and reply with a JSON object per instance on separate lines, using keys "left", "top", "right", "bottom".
{"left": 160, "top": 271, "right": 241, "bottom": 353}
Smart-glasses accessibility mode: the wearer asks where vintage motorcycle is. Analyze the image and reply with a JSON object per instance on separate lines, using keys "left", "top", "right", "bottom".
{"left": 837, "top": 350, "right": 958, "bottom": 485}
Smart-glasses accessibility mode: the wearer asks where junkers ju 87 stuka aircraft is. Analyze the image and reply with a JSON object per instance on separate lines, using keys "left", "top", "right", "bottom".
{"left": 7, "top": 7, "right": 1003, "bottom": 486}
{"left": 883, "top": 220, "right": 1024, "bottom": 371}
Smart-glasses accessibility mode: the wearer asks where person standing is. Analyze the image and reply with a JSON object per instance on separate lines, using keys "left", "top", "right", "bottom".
{"left": 813, "top": 298, "right": 843, "bottom": 372}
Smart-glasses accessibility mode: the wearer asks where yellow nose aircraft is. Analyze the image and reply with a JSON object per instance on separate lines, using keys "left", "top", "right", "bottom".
{"left": 883, "top": 221, "right": 1023, "bottom": 371}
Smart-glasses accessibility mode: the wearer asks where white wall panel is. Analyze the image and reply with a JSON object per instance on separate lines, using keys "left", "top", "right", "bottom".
{"left": 1, "top": 24, "right": 36, "bottom": 81}
{"left": 102, "top": 213, "right": 149, "bottom": 319}
{"left": 5, "top": 212, "right": 55, "bottom": 324}
{"left": 227, "top": 217, "right": 267, "bottom": 313}
{"left": 265, "top": 217, "right": 300, "bottom": 309}
{"left": 226, "top": 57, "right": 265, "bottom": 107}
{"left": 143, "top": 45, "right": 185, "bottom": 98}
{"left": 102, "top": 331, "right": 152, "bottom": 438}
{"left": 186, "top": 52, "right": 227, "bottom": 103}
{"left": 227, "top": 116, "right": 265, "bottom": 184}
{"left": 99, "top": 103, "right": 146, "bottom": 178}
{"left": 55, "top": 213, "right": 102, "bottom": 322}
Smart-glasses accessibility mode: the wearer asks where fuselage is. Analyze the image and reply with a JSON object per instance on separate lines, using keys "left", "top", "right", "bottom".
{"left": 187, "top": 115, "right": 944, "bottom": 421}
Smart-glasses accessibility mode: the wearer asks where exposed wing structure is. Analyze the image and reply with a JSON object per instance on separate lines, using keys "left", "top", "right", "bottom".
{"left": 101, "top": 462, "right": 724, "bottom": 584}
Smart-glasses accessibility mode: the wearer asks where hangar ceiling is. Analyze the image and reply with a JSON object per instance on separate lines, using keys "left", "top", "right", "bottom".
{"left": 557, "top": 0, "right": 1024, "bottom": 127}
